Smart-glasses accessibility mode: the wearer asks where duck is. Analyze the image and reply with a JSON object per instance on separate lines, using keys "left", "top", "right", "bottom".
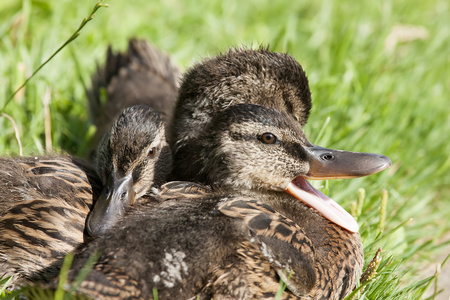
{"left": 87, "top": 38, "right": 181, "bottom": 152}
{"left": 42, "top": 48, "right": 391, "bottom": 299}
{"left": 169, "top": 48, "right": 392, "bottom": 298}
{"left": 0, "top": 104, "right": 171, "bottom": 286}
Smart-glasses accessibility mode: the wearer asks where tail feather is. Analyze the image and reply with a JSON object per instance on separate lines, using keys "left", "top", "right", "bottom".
{"left": 87, "top": 39, "right": 181, "bottom": 153}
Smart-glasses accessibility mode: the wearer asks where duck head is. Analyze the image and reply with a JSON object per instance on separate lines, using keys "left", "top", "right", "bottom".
{"left": 171, "top": 47, "right": 311, "bottom": 149}
{"left": 87, "top": 105, "right": 172, "bottom": 236}
{"left": 170, "top": 48, "right": 391, "bottom": 233}
{"left": 173, "top": 103, "right": 390, "bottom": 232}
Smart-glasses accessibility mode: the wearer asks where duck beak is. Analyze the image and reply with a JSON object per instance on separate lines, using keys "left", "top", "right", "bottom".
{"left": 86, "top": 173, "right": 135, "bottom": 237}
{"left": 304, "top": 145, "right": 392, "bottom": 179}
{"left": 286, "top": 145, "right": 391, "bottom": 233}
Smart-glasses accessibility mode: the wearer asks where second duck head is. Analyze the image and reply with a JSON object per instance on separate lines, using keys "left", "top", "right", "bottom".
{"left": 87, "top": 105, "right": 172, "bottom": 236}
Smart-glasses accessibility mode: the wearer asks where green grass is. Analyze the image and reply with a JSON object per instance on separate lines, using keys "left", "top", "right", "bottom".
{"left": 1, "top": 0, "right": 449, "bottom": 299}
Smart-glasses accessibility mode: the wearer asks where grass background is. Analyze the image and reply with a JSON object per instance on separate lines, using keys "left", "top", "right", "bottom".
{"left": 1, "top": 0, "right": 449, "bottom": 298}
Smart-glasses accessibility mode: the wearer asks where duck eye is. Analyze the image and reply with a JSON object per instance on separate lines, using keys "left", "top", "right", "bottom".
{"left": 147, "top": 147, "right": 157, "bottom": 158}
{"left": 260, "top": 133, "right": 277, "bottom": 144}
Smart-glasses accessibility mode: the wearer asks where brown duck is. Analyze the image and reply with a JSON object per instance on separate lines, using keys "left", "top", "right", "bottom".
{"left": 42, "top": 48, "right": 391, "bottom": 299}
{"left": 0, "top": 105, "right": 171, "bottom": 286}
{"left": 169, "top": 48, "right": 392, "bottom": 298}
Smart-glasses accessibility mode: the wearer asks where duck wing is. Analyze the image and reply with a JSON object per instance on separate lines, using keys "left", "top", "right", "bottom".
{"left": 0, "top": 156, "right": 100, "bottom": 284}
{"left": 219, "top": 199, "right": 317, "bottom": 297}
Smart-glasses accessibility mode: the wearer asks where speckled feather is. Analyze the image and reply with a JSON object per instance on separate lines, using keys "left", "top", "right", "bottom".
{"left": 218, "top": 198, "right": 317, "bottom": 296}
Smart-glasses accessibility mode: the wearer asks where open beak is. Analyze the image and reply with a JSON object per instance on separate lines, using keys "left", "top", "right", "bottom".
{"left": 286, "top": 145, "right": 391, "bottom": 233}
{"left": 86, "top": 173, "right": 135, "bottom": 237}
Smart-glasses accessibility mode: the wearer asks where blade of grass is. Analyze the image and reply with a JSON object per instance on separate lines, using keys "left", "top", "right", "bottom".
{"left": 0, "top": 113, "right": 23, "bottom": 156}
{"left": 1, "top": 0, "right": 109, "bottom": 113}
{"left": 68, "top": 250, "right": 102, "bottom": 295}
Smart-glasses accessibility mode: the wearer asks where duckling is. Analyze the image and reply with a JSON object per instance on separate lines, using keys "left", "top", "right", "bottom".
{"left": 87, "top": 104, "right": 172, "bottom": 236}
{"left": 0, "top": 105, "right": 171, "bottom": 286}
{"left": 87, "top": 38, "right": 181, "bottom": 151}
{"left": 168, "top": 48, "right": 391, "bottom": 298}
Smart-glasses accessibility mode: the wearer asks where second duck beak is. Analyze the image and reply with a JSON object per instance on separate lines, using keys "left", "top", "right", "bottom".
{"left": 86, "top": 173, "right": 135, "bottom": 237}
{"left": 286, "top": 145, "right": 391, "bottom": 233}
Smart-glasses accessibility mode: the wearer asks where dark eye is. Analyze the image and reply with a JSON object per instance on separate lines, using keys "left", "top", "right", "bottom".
{"left": 107, "top": 138, "right": 111, "bottom": 148}
{"left": 260, "top": 133, "right": 278, "bottom": 144}
{"left": 148, "top": 147, "right": 157, "bottom": 157}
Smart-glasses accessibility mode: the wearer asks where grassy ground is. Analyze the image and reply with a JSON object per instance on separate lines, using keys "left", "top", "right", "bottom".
{"left": 1, "top": 0, "right": 449, "bottom": 299}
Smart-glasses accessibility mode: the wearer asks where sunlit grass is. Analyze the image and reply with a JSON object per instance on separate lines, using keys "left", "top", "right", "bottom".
{"left": 0, "top": 0, "right": 449, "bottom": 299}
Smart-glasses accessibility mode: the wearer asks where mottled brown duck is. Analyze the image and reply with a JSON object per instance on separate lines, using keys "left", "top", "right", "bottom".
{"left": 87, "top": 38, "right": 181, "bottom": 152}
{"left": 168, "top": 48, "right": 392, "bottom": 298}
{"left": 0, "top": 105, "right": 171, "bottom": 286}
{"left": 44, "top": 48, "right": 390, "bottom": 300}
